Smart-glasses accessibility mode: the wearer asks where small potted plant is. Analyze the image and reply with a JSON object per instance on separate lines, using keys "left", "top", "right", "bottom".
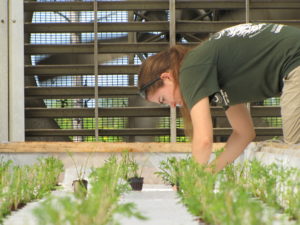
{"left": 127, "top": 161, "right": 144, "bottom": 191}
{"left": 121, "top": 151, "right": 144, "bottom": 191}
{"left": 68, "top": 152, "right": 91, "bottom": 198}
{"left": 155, "top": 157, "right": 181, "bottom": 191}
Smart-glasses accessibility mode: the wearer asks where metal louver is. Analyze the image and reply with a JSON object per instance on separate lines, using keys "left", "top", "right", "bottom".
{"left": 24, "top": 0, "right": 300, "bottom": 142}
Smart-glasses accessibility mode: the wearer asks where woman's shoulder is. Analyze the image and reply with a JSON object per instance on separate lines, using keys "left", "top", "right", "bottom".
{"left": 181, "top": 41, "right": 217, "bottom": 70}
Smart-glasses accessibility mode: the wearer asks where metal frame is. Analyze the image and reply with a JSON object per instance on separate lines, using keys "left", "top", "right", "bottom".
{"left": 24, "top": 1, "right": 300, "bottom": 11}
{"left": 24, "top": 21, "right": 300, "bottom": 33}
{"left": 94, "top": 0, "right": 99, "bottom": 141}
{"left": 23, "top": 0, "right": 288, "bottom": 141}
{"left": 169, "top": 0, "right": 177, "bottom": 142}
{"left": 25, "top": 106, "right": 281, "bottom": 118}
{"left": 24, "top": 127, "right": 282, "bottom": 137}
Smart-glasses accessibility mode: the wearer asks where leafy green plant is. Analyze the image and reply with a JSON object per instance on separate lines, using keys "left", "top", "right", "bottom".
{"left": 177, "top": 159, "right": 275, "bottom": 225}
{"left": 155, "top": 155, "right": 191, "bottom": 187}
{"left": 0, "top": 159, "right": 12, "bottom": 180}
{"left": 0, "top": 157, "right": 64, "bottom": 222}
{"left": 120, "top": 151, "right": 146, "bottom": 191}
{"left": 224, "top": 160, "right": 300, "bottom": 222}
{"left": 33, "top": 157, "right": 65, "bottom": 198}
{"left": 33, "top": 155, "right": 147, "bottom": 225}
{"left": 68, "top": 152, "right": 93, "bottom": 198}
{"left": 156, "top": 156, "right": 300, "bottom": 225}
{"left": 120, "top": 151, "right": 143, "bottom": 179}
{"left": 68, "top": 152, "right": 91, "bottom": 181}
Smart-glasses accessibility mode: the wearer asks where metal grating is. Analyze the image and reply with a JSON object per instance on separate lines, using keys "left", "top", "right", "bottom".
{"left": 24, "top": 0, "right": 300, "bottom": 142}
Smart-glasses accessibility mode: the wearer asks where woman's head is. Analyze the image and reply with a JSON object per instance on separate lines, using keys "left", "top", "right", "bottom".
{"left": 138, "top": 45, "right": 190, "bottom": 105}
{"left": 138, "top": 45, "right": 194, "bottom": 138}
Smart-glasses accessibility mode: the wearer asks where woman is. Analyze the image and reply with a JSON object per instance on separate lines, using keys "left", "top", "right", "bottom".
{"left": 138, "top": 23, "right": 300, "bottom": 172}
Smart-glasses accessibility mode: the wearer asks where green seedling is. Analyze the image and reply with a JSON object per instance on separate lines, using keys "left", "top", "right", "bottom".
{"left": 0, "top": 157, "right": 64, "bottom": 222}
{"left": 33, "top": 155, "right": 147, "bottom": 225}
{"left": 227, "top": 160, "right": 300, "bottom": 222}
{"left": 120, "top": 151, "right": 141, "bottom": 179}
{"left": 155, "top": 155, "right": 191, "bottom": 188}
{"left": 68, "top": 152, "right": 91, "bottom": 181}
{"left": 157, "top": 156, "right": 300, "bottom": 225}
{"left": 68, "top": 152, "right": 92, "bottom": 198}
{"left": 120, "top": 151, "right": 146, "bottom": 191}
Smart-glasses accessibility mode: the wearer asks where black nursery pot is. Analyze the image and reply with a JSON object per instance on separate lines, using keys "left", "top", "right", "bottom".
{"left": 128, "top": 177, "right": 144, "bottom": 191}
{"left": 72, "top": 179, "right": 88, "bottom": 197}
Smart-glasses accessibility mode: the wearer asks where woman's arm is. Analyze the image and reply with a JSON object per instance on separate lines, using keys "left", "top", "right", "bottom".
{"left": 190, "top": 100, "right": 255, "bottom": 172}
{"left": 190, "top": 97, "right": 213, "bottom": 164}
{"left": 209, "top": 103, "right": 256, "bottom": 172}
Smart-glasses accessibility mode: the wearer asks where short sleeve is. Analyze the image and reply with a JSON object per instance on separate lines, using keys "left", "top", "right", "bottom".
{"left": 179, "top": 63, "right": 220, "bottom": 110}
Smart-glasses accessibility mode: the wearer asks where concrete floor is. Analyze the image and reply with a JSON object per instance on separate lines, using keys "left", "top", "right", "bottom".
{"left": 116, "top": 184, "right": 201, "bottom": 225}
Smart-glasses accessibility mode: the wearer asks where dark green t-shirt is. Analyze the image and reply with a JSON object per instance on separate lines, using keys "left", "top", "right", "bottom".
{"left": 180, "top": 23, "right": 300, "bottom": 110}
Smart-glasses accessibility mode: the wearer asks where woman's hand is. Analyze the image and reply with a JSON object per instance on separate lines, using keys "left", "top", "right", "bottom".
{"left": 210, "top": 103, "right": 256, "bottom": 172}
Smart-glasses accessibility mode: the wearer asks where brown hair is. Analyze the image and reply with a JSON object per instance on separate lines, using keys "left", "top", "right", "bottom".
{"left": 138, "top": 45, "right": 194, "bottom": 138}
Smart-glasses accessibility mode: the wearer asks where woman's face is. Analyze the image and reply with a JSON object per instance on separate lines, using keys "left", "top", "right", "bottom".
{"left": 147, "top": 72, "right": 183, "bottom": 108}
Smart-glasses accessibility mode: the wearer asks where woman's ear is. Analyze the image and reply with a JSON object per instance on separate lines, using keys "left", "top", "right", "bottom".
{"left": 160, "top": 72, "right": 173, "bottom": 81}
